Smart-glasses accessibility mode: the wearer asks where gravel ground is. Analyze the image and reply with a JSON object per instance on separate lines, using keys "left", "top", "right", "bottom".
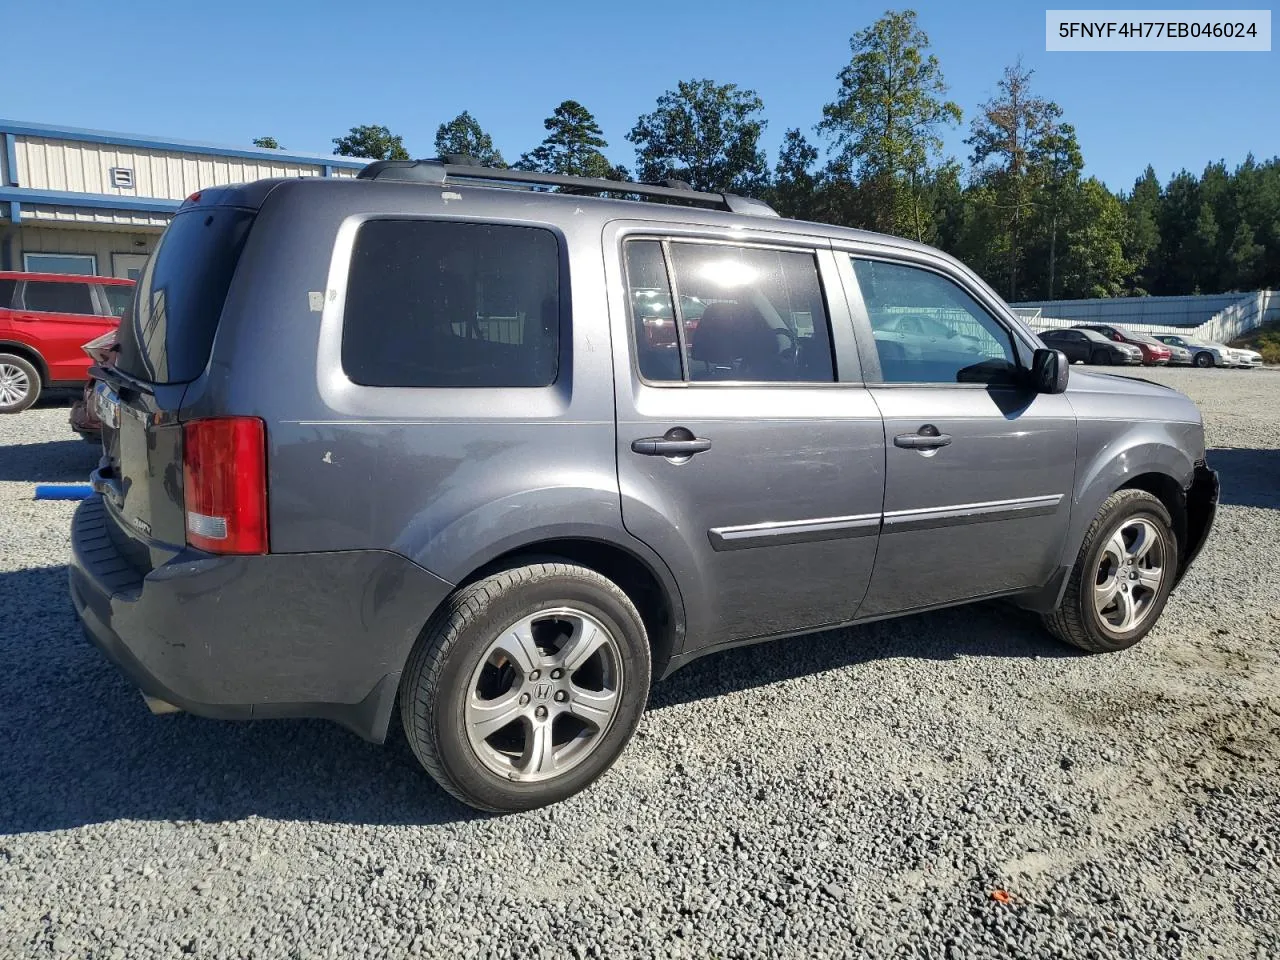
{"left": 1, "top": 369, "right": 1278, "bottom": 960}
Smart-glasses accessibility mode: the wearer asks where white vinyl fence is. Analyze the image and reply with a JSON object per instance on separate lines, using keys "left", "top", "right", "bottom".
{"left": 1012, "top": 290, "right": 1278, "bottom": 342}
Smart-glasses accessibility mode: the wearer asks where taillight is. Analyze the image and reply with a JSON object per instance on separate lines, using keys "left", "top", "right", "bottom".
{"left": 182, "top": 417, "right": 268, "bottom": 554}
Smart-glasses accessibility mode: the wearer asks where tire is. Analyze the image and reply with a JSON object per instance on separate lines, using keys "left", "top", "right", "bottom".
{"left": 1042, "top": 489, "right": 1177, "bottom": 653}
{"left": 399, "top": 562, "right": 652, "bottom": 813}
{"left": 0, "top": 353, "right": 41, "bottom": 413}
{"left": 1090, "top": 350, "right": 1111, "bottom": 366}
{"left": 1193, "top": 352, "right": 1214, "bottom": 368}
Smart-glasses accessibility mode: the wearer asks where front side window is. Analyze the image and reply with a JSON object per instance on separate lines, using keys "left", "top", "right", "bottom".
{"left": 342, "top": 220, "right": 560, "bottom": 388}
{"left": 21, "top": 280, "right": 96, "bottom": 315}
{"left": 852, "top": 258, "right": 1018, "bottom": 385}
{"left": 624, "top": 239, "right": 835, "bottom": 384}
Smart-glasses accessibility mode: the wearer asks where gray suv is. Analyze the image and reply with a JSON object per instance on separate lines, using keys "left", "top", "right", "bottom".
{"left": 69, "top": 161, "right": 1218, "bottom": 812}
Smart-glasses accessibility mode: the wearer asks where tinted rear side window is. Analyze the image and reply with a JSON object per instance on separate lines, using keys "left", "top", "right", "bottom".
{"left": 342, "top": 219, "right": 560, "bottom": 388}
{"left": 23, "top": 280, "right": 95, "bottom": 315}
{"left": 116, "top": 208, "right": 255, "bottom": 383}
{"left": 0, "top": 279, "right": 16, "bottom": 309}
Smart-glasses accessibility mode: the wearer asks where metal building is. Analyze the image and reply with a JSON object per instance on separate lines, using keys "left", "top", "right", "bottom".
{"left": 0, "top": 119, "right": 366, "bottom": 279}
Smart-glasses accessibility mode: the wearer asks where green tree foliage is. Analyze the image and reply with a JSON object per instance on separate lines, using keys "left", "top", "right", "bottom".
{"left": 1123, "top": 166, "right": 1162, "bottom": 294}
{"left": 517, "top": 101, "right": 625, "bottom": 179}
{"left": 966, "top": 60, "right": 1063, "bottom": 300}
{"left": 769, "top": 129, "right": 820, "bottom": 219}
{"left": 627, "top": 79, "right": 769, "bottom": 194}
{"left": 1056, "top": 178, "right": 1130, "bottom": 298}
{"left": 435, "top": 112, "right": 506, "bottom": 167}
{"left": 332, "top": 125, "right": 409, "bottom": 161}
{"left": 819, "top": 9, "right": 961, "bottom": 239}
{"left": 252, "top": 136, "right": 282, "bottom": 150}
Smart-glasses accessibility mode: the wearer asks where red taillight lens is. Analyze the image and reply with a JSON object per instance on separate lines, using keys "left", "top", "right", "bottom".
{"left": 182, "top": 417, "right": 268, "bottom": 555}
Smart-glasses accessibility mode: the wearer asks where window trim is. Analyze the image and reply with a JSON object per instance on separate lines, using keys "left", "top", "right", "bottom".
{"left": 621, "top": 234, "right": 843, "bottom": 389}
{"left": 841, "top": 251, "right": 1031, "bottom": 390}
{"left": 22, "top": 252, "right": 97, "bottom": 276}
{"left": 320, "top": 213, "right": 572, "bottom": 415}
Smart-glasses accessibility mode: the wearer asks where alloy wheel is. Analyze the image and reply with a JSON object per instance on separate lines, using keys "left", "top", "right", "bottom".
{"left": 1093, "top": 518, "right": 1167, "bottom": 634}
{"left": 464, "top": 607, "right": 623, "bottom": 782}
{"left": 0, "top": 363, "right": 32, "bottom": 407}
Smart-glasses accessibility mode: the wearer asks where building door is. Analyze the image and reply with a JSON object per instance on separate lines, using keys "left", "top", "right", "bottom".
{"left": 111, "top": 253, "right": 150, "bottom": 281}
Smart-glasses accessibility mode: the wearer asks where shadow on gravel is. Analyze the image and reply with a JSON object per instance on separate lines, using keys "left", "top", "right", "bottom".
{"left": 0, "top": 440, "right": 99, "bottom": 483}
{"left": 650, "top": 602, "right": 1072, "bottom": 710}
{"left": 1208, "top": 447, "right": 1280, "bottom": 509}
{"left": 0, "top": 562, "right": 1066, "bottom": 833}
{"left": 0, "top": 564, "right": 481, "bottom": 833}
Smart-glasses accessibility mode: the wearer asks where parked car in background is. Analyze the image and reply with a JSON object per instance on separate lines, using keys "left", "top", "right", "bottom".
{"left": 69, "top": 329, "right": 121, "bottom": 441}
{"left": 70, "top": 162, "right": 1218, "bottom": 813}
{"left": 1073, "top": 324, "right": 1172, "bottom": 366}
{"left": 1038, "top": 328, "right": 1142, "bottom": 365}
{"left": 870, "top": 312, "right": 986, "bottom": 369}
{"left": 1161, "top": 342, "right": 1194, "bottom": 366}
{"left": 1232, "top": 346, "right": 1264, "bottom": 368}
{"left": 0, "top": 272, "right": 133, "bottom": 412}
{"left": 1153, "top": 334, "right": 1235, "bottom": 368}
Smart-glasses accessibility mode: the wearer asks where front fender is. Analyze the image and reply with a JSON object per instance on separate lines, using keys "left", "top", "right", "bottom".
{"left": 1024, "top": 422, "right": 1200, "bottom": 614}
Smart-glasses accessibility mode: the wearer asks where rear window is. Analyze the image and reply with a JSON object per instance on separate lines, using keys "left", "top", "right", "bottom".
{"left": 22, "top": 280, "right": 95, "bottom": 315}
{"left": 341, "top": 219, "right": 560, "bottom": 388}
{"left": 116, "top": 208, "right": 255, "bottom": 383}
{"left": 102, "top": 284, "right": 134, "bottom": 318}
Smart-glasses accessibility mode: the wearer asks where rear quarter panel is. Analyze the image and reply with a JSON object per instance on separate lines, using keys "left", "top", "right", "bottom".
{"left": 194, "top": 178, "right": 651, "bottom": 596}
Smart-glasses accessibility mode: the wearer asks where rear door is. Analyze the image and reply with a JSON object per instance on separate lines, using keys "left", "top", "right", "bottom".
{"left": 840, "top": 251, "right": 1076, "bottom": 617}
{"left": 606, "top": 223, "right": 885, "bottom": 653}
{"left": 15, "top": 278, "right": 112, "bottom": 382}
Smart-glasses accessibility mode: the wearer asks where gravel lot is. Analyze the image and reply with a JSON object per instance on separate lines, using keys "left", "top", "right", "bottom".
{"left": 1, "top": 368, "right": 1278, "bottom": 960}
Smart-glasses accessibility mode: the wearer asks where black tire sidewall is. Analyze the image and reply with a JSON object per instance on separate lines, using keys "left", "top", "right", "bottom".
{"left": 0, "top": 354, "right": 40, "bottom": 413}
{"left": 1194, "top": 352, "right": 1213, "bottom": 368}
{"left": 1076, "top": 497, "right": 1176, "bottom": 651}
{"left": 427, "top": 573, "right": 650, "bottom": 811}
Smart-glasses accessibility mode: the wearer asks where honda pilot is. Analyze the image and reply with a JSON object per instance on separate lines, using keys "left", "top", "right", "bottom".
{"left": 70, "top": 161, "right": 1218, "bottom": 812}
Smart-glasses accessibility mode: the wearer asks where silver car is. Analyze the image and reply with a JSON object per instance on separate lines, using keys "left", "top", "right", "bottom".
{"left": 69, "top": 160, "right": 1220, "bottom": 812}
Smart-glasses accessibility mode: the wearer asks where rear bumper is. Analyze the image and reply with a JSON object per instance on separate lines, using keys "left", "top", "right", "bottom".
{"left": 1176, "top": 463, "right": 1219, "bottom": 587}
{"left": 69, "top": 496, "right": 453, "bottom": 741}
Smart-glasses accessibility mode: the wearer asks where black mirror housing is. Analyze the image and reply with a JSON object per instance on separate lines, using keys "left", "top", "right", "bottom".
{"left": 1031, "top": 348, "right": 1069, "bottom": 394}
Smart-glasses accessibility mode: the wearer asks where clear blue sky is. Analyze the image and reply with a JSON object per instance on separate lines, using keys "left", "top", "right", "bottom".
{"left": 5, "top": 0, "right": 1275, "bottom": 192}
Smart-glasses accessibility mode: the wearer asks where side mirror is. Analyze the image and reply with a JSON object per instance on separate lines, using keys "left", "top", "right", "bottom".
{"left": 1031, "top": 348, "right": 1069, "bottom": 394}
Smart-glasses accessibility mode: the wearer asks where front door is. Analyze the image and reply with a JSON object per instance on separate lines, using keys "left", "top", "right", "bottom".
{"left": 606, "top": 227, "right": 886, "bottom": 653}
{"left": 111, "top": 253, "right": 150, "bottom": 281}
{"left": 842, "top": 254, "right": 1077, "bottom": 617}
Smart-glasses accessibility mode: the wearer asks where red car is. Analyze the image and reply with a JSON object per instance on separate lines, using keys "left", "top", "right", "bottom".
{"left": 1073, "top": 323, "right": 1172, "bottom": 366}
{"left": 0, "top": 272, "right": 134, "bottom": 412}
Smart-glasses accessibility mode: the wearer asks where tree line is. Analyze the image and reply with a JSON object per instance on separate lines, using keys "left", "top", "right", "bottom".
{"left": 258, "top": 9, "right": 1280, "bottom": 302}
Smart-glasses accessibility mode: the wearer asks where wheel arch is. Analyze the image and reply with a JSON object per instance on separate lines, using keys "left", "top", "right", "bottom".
{"left": 1019, "top": 435, "right": 1196, "bottom": 614}
{"left": 447, "top": 534, "right": 686, "bottom": 681}
{"left": 0, "top": 341, "right": 49, "bottom": 384}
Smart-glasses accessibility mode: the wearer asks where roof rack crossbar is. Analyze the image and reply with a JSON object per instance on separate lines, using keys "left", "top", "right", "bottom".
{"left": 356, "top": 159, "right": 779, "bottom": 218}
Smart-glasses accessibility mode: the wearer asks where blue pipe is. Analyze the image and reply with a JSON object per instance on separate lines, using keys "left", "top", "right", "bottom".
{"left": 34, "top": 484, "right": 93, "bottom": 500}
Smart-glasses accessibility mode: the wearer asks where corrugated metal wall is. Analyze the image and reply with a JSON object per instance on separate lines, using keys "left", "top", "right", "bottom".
{"left": 19, "top": 225, "right": 157, "bottom": 274}
{"left": 14, "top": 137, "right": 333, "bottom": 199}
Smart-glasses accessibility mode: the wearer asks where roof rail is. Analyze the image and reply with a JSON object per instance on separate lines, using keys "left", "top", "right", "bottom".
{"left": 355, "top": 159, "right": 780, "bottom": 218}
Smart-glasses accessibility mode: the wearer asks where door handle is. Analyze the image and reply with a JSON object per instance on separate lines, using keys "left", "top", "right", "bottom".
{"left": 632, "top": 428, "right": 712, "bottom": 458}
{"left": 894, "top": 430, "right": 952, "bottom": 450}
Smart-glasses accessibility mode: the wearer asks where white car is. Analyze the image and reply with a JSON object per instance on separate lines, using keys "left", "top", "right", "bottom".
{"left": 1154, "top": 334, "right": 1248, "bottom": 368}
{"left": 1232, "top": 346, "right": 1264, "bottom": 368}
